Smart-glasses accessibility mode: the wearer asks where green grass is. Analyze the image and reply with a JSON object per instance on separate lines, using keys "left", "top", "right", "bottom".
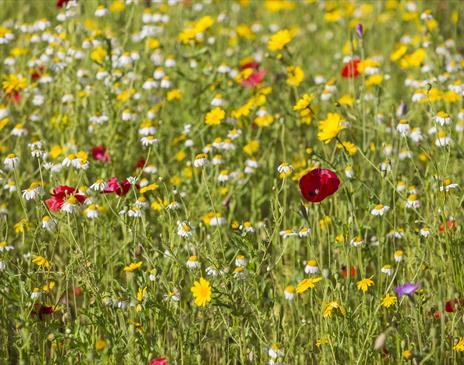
{"left": 0, "top": 0, "right": 463, "bottom": 364}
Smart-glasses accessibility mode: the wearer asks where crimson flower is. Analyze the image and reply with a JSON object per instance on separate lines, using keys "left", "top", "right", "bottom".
{"left": 31, "top": 304, "right": 54, "bottom": 321}
{"left": 102, "top": 177, "right": 138, "bottom": 196}
{"left": 56, "top": 0, "right": 73, "bottom": 8}
{"left": 299, "top": 168, "right": 340, "bottom": 203}
{"left": 31, "top": 66, "right": 45, "bottom": 81}
{"left": 445, "top": 298, "right": 464, "bottom": 313}
{"left": 91, "top": 145, "right": 111, "bottom": 162}
{"left": 240, "top": 60, "right": 266, "bottom": 88}
{"left": 341, "top": 59, "right": 361, "bottom": 78}
{"left": 148, "top": 358, "right": 167, "bottom": 365}
{"left": 45, "top": 185, "right": 86, "bottom": 211}
{"left": 135, "top": 158, "right": 147, "bottom": 170}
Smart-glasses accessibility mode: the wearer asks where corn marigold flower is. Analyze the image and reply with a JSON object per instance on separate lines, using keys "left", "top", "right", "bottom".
{"left": 287, "top": 66, "right": 304, "bottom": 86}
{"left": 356, "top": 277, "right": 374, "bottom": 292}
{"left": 323, "top": 301, "right": 345, "bottom": 317}
{"left": 453, "top": 338, "right": 464, "bottom": 352}
{"left": 32, "top": 255, "right": 50, "bottom": 268}
{"left": 123, "top": 261, "right": 143, "bottom": 272}
{"left": 381, "top": 293, "right": 397, "bottom": 308}
{"left": 205, "top": 107, "right": 225, "bottom": 126}
{"left": 267, "top": 29, "right": 293, "bottom": 51}
{"left": 191, "top": 277, "right": 211, "bottom": 307}
{"left": 296, "top": 277, "right": 322, "bottom": 293}
{"left": 318, "top": 113, "right": 346, "bottom": 143}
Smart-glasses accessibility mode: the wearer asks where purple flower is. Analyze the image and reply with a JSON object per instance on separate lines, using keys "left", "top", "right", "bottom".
{"left": 395, "top": 282, "right": 421, "bottom": 297}
{"left": 355, "top": 23, "right": 363, "bottom": 38}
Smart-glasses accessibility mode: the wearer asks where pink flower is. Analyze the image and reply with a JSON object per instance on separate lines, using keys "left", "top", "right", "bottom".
{"left": 148, "top": 358, "right": 167, "bottom": 365}
{"left": 91, "top": 145, "right": 111, "bottom": 162}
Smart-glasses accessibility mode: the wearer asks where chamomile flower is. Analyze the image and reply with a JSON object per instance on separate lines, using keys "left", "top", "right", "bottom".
{"left": 439, "top": 179, "right": 458, "bottom": 192}
{"left": 371, "top": 204, "right": 390, "bottom": 216}
{"left": 338, "top": 165, "right": 352, "bottom": 181}
{"left": 277, "top": 162, "right": 293, "bottom": 178}
{"left": 22, "top": 182, "right": 44, "bottom": 200}
{"left": 284, "top": 285, "right": 297, "bottom": 300}
{"left": 4, "top": 154, "right": 19, "bottom": 170}
{"left": 419, "top": 227, "right": 431, "bottom": 237}
{"left": 405, "top": 194, "right": 420, "bottom": 209}
{"left": 381, "top": 264, "right": 394, "bottom": 275}
{"left": 140, "top": 135, "right": 159, "bottom": 146}
{"left": 298, "top": 227, "right": 311, "bottom": 237}
{"left": 350, "top": 236, "right": 364, "bottom": 247}
{"left": 0, "top": 241, "right": 14, "bottom": 252}
{"left": 304, "top": 259, "right": 319, "bottom": 274}
{"left": 61, "top": 196, "right": 79, "bottom": 213}
{"left": 90, "top": 178, "right": 107, "bottom": 191}
{"left": 235, "top": 255, "right": 247, "bottom": 267}
{"left": 41, "top": 216, "right": 57, "bottom": 231}
{"left": 85, "top": 204, "right": 100, "bottom": 219}
{"left": 396, "top": 119, "right": 410, "bottom": 135}
{"left": 233, "top": 267, "right": 247, "bottom": 278}
{"left": 433, "top": 111, "right": 451, "bottom": 126}
{"left": 279, "top": 229, "right": 297, "bottom": 238}
{"left": 193, "top": 153, "right": 209, "bottom": 167}
{"left": 177, "top": 221, "right": 194, "bottom": 237}
{"left": 186, "top": 256, "right": 200, "bottom": 269}
{"left": 435, "top": 131, "right": 451, "bottom": 146}
{"left": 394, "top": 250, "right": 404, "bottom": 262}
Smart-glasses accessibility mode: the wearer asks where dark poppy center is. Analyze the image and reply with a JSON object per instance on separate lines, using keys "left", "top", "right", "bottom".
{"left": 307, "top": 189, "right": 320, "bottom": 197}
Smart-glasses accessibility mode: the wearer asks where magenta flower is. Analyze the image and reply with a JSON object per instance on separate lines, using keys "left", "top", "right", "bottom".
{"left": 395, "top": 282, "right": 420, "bottom": 297}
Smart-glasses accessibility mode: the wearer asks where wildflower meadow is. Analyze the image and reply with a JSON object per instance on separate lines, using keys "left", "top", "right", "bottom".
{"left": 1, "top": 0, "right": 464, "bottom": 363}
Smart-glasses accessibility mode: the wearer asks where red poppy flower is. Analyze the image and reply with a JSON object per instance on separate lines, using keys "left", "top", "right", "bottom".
{"left": 433, "top": 310, "right": 441, "bottom": 320}
{"left": 91, "top": 145, "right": 111, "bottom": 162}
{"left": 341, "top": 59, "right": 361, "bottom": 78}
{"left": 299, "top": 168, "right": 340, "bottom": 203}
{"left": 31, "top": 304, "right": 54, "bottom": 321}
{"left": 439, "top": 219, "right": 455, "bottom": 233}
{"left": 341, "top": 265, "right": 356, "bottom": 278}
{"left": 149, "top": 358, "right": 167, "bottom": 365}
{"left": 45, "top": 185, "right": 86, "bottom": 211}
{"left": 240, "top": 60, "right": 266, "bottom": 88}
